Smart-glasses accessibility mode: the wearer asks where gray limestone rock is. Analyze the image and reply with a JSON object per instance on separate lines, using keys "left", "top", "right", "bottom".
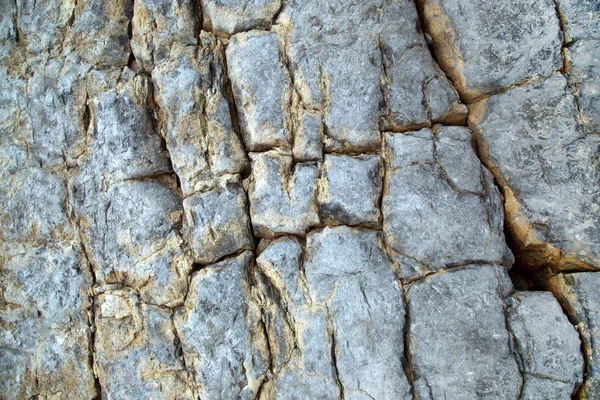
{"left": 131, "top": 0, "right": 197, "bottom": 71}
{"left": 249, "top": 151, "right": 319, "bottom": 237}
{"left": 471, "top": 74, "right": 600, "bottom": 270}
{"left": 318, "top": 154, "right": 382, "bottom": 227}
{"left": 153, "top": 36, "right": 248, "bottom": 195}
{"left": 279, "top": 0, "right": 464, "bottom": 151}
{"left": 407, "top": 265, "right": 522, "bottom": 399}
{"left": 557, "top": 0, "right": 600, "bottom": 42}
{"left": 0, "top": 243, "right": 96, "bottom": 399}
{"left": 174, "top": 251, "right": 269, "bottom": 400}
{"left": 227, "top": 30, "right": 291, "bottom": 151}
{"left": 199, "top": 0, "right": 283, "bottom": 35}
{"left": 417, "top": 0, "right": 563, "bottom": 102}
{"left": 292, "top": 111, "right": 323, "bottom": 162}
{"left": 567, "top": 39, "right": 600, "bottom": 134}
{"left": 201, "top": 0, "right": 282, "bottom": 35}
{"left": 303, "top": 227, "right": 413, "bottom": 399}
{"left": 94, "top": 288, "right": 196, "bottom": 399}
{"left": 508, "top": 291, "right": 583, "bottom": 398}
{"left": 546, "top": 272, "right": 600, "bottom": 399}
{"left": 383, "top": 127, "right": 512, "bottom": 280}
{"left": 183, "top": 180, "right": 253, "bottom": 264}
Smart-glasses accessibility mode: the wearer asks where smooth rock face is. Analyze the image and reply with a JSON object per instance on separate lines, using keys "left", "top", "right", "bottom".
{"left": 546, "top": 272, "right": 600, "bottom": 399}
{"left": 508, "top": 291, "right": 583, "bottom": 398}
{"left": 319, "top": 154, "right": 382, "bottom": 227}
{"left": 417, "top": 0, "right": 563, "bottom": 101}
{"left": 383, "top": 127, "right": 512, "bottom": 280}
{"left": 471, "top": 74, "right": 600, "bottom": 270}
{"left": 407, "top": 265, "right": 522, "bottom": 399}
{"left": 3, "top": 0, "right": 596, "bottom": 398}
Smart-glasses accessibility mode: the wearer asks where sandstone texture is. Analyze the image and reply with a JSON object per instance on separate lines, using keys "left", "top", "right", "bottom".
{"left": 1, "top": 0, "right": 598, "bottom": 398}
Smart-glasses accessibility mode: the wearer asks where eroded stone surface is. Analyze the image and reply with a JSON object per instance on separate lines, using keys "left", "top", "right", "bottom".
{"left": 95, "top": 288, "right": 196, "bottom": 399}
{"left": 174, "top": 251, "right": 269, "bottom": 399}
{"left": 227, "top": 30, "right": 291, "bottom": 151}
{"left": 545, "top": 272, "right": 600, "bottom": 399}
{"left": 508, "top": 291, "right": 583, "bottom": 398}
{"left": 183, "top": 180, "right": 253, "bottom": 264}
{"left": 471, "top": 74, "right": 600, "bottom": 271}
{"left": 201, "top": 0, "right": 282, "bottom": 35}
{"left": 557, "top": 0, "right": 600, "bottom": 42}
{"left": 319, "top": 154, "right": 382, "bottom": 227}
{"left": 383, "top": 127, "right": 512, "bottom": 280}
{"left": 417, "top": 0, "right": 563, "bottom": 101}
{"left": 249, "top": 151, "right": 319, "bottom": 236}
{"left": 568, "top": 39, "right": 600, "bottom": 134}
{"left": 0, "top": 243, "right": 95, "bottom": 399}
{"left": 407, "top": 265, "right": 522, "bottom": 399}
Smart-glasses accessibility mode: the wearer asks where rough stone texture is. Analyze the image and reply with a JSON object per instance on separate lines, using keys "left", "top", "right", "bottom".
{"left": 417, "top": 0, "right": 563, "bottom": 102}
{"left": 508, "top": 291, "right": 583, "bottom": 398}
{"left": 227, "top": 30, "right": 291, "bottom": 151}
{"left": 153, "top": 34, "right": 248, "bottom": 196}
{"left": 567, "top": 39, "right": 600, "bottom": 134}
{"left": 383, "top": 127, "right": 513, "bottom": 280}
{"left": 470, "top": 74, "right": 600, "bottom": 271}
{"left": 0, "top": 243, "right": 96, "bottom": 399}
{"left": 545, "top": 272, "right": 600, "bottom": 399}
{"left": 249, "top": 151, "right": 319, "bottom": 237}
{"left": 94, "top": 288, "right": 196, "bottom": 398}
{"left": 174, "top": 251, "right": 269, "bottom": 399}
{"left": 319, "top": 154, "right": 383, "bottom": 227}
{"left": 201, "top": 0, "right": 282, "bottom": 36}
{"left": 557, "top": 0, "right": 600, "bottom": 42}
{"left": 2, "top": 0, "right": 596, "bottom": 398}
{"left": 183, "top": 180, "right": 252, "bottom": 264}
{"left": 407, "top": 265, "right": 522, "bottom": 399}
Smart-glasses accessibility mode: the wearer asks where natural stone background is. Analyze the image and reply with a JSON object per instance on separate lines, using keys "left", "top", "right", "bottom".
{"left": 0, "top": 0, "right": 598, "bottom": 399}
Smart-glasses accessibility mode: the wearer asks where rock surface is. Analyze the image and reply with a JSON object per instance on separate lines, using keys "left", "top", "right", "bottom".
{"left": 2, "top": 0, "right": 597, "bottom": 398}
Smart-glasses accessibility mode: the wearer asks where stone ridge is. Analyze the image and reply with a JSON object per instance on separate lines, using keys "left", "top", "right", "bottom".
{"left": 0, "top": 0, "right": 597, "bottom": 399}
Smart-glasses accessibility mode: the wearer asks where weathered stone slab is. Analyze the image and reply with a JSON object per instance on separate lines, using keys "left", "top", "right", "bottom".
{"left": 407, "top": 265, "right": 522, "bottom": 399}
{"left": 319, "top": 154, "right": 382, "bottom": 227}
{"left": 417, "top": 0, "right": 562, "bottom": 101}
{"left": 249, "top": 151, "right": 319, "bottom": 237}
{"left": 383, "top": 127, "right": 512, "bottom": 280}
{"left": 556, "top": 0, "right": 600, "bottom": 42}
{"left": 227, "top": 30, "right": 291, "bottom": 151}
{"left": 201, "top": 0, "right": 282, "bottom": 35}
{"left": 95, "top": 288, "right": 196, "bottom": 399}
{"left": 567, "top": 39, "right": 600, "bottom": 134}
{"left": 470, "top": 74, "right": 600, "bottom": 271}
{"left": 508, "top": 291, "right": 583, "bottom": 399}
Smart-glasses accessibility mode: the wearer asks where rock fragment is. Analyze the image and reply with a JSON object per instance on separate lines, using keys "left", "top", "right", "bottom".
{"left": 131, "top": 0, "right": 197, "bottom": 70}
{"left": 249, "top": 151, "right": 319, "bottom": 237}
{"left": 407, "top": 265, "right": 522, "bottom": 399}
{"left": 417, "top": 0, "right": 562, "bottom": 101}
{"left": 470, "top": 74, "right": 600, "bottom": 271}
{"left": 318, "top": 154, "right": 382, "bottom": 227}
{"left": 556, "top": 0, "right": 600, "bottom": 42}
{"left": 292, "top": 111, "right": 323, "bottom": 162}
{"left": 383, "top": 127, "right": 512, "bottom": 280}
{"left": 508, "top": 291, "right": 583, "bottom": 399}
